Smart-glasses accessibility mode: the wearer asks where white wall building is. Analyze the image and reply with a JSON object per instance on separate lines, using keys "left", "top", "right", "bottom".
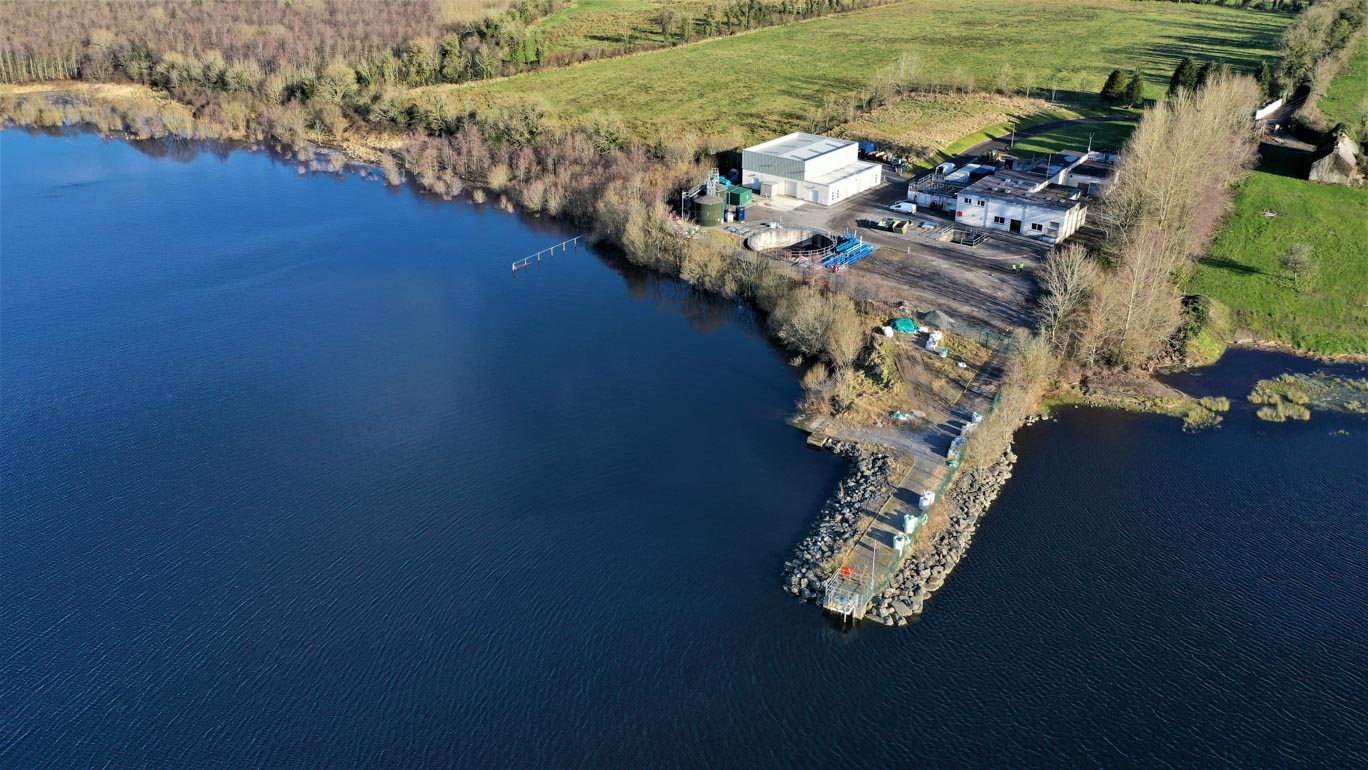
{"left": 1044, "top": 151, "right": 1117, "bottom": 197}
{"left": 742, "top": 132, "right": 882, "bottom": 206}
{"left": 954, "top": 170, "right": 1087, "bottom": 244}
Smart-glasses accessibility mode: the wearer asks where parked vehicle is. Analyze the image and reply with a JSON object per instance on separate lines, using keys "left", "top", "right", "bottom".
{"left": 889, "top": 201, "right": 917, "bottom": 214}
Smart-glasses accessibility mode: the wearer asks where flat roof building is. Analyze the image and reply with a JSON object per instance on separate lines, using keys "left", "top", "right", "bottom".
{"left": 910, "top": 149, "right": 1115, "bottom": 243}
{"left": 954, "top": 170, "right": 1087, "bottom": 244}
{"left": 742, "top": 132, "right": 882, "bottom": 206}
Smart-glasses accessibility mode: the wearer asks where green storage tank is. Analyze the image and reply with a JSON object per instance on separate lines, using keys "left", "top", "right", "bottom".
{"left": 695, "top": 194, "right": 724, "bottom": 227}
{"left": 727, "top": 187, "right": 753, "bottom": 206}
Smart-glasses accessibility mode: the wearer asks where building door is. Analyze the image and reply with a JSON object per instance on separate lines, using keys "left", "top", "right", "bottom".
{"left": 808, "top": 188, "right": 820, "bottom": 203}
{"left": 1009, "top": 219, "right": 1022, "bottom": 233}
{"left": 784, "top": 180, "right": 798, "bottom": 198}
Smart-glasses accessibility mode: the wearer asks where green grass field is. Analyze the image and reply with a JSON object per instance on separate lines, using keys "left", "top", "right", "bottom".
{"left": 1317, "top": 35, "right": 1368, "bottom": 138}
{"left": 831, "top": 93, "right": 1078, "bottom": 160}
{"left": 534, "top": 0, "right": 711, "bottom": 56}
{"left": 452, "top": 0, "right": 1288, "bottom": 137}
{"left": 1005, "top": 117, "right": 1139, "bottom": 157}
{"left": 1187, "top": 171, "right": 1368, "bottom": 356}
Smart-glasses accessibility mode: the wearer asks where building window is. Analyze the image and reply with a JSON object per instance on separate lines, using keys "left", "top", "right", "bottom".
{"left": 1029, "top": 223, "right": 1044, "bottom": 232}
{"left": 962, "top": 197, "right": 972, "bottom": 205}
{"left": 977, "top": 199, "right": 986, "bottom": 206}
{"left": 993, "top": 216, "right": 1006, "bottom": 224}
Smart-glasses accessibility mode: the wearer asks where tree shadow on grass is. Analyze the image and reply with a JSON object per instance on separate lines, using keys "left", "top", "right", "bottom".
{"left": 1201, "top": 257, "right": 1267, "bottom": 276}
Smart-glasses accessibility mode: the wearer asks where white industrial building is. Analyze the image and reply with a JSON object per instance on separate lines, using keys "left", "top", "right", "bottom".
{"left": 742, "top": 132, "right": 882, "bottom": 206}
{"left": 1042, "top": 150, "right": 1119, "bottom": 197}
{"left": 954, "top": 170, "right": 1087, "bottom": 244}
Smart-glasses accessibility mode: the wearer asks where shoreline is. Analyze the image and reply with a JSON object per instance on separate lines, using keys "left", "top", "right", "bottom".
{"left": 782, "top": 443, "right": 894, "bottom": 602}
{"left": 6, "top": 96, "right": 1357, "bottom": 629}
{"left": 1225, "top": 338, "right": 1368, "bottom": 365}
{"left": 12, "top": 118, "right": 1009, "bottom": 626}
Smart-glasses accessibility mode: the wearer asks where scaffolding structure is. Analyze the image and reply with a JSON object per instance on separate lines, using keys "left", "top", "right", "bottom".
{"left": 679, "top": 169, "right": 726, "bottom": 220}
{"left": 821, "top": 543, "right": 878, "bottom": 622}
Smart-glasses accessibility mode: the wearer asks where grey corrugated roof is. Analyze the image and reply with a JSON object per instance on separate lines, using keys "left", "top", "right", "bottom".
{"left": 744, "top": 132, "right": 854, "bottom": 162}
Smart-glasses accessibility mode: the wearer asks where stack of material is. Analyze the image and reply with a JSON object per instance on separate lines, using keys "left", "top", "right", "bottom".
{"left": 925, "top": 330, "right": 943, "bottom": 352}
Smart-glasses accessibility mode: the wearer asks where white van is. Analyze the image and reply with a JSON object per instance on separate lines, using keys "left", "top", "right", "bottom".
{"left": 889, "top": 201, "right": 917, "bottom": 214}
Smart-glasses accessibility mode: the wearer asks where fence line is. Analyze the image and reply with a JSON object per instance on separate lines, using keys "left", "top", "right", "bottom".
{"left": 828, "top": 328, "right": 1011, "bottom": 608}
{"left": 858, "top": 387, "right": 1003, "bottom": 604}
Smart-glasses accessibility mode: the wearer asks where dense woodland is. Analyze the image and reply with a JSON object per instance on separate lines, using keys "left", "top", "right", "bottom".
{"left": 0, "top": 0, "right": 567, "bottom": 86}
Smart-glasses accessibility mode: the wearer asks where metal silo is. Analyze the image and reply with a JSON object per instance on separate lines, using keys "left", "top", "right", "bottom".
{"left": 695, "top": 194, "right": 724, "bottom": 227}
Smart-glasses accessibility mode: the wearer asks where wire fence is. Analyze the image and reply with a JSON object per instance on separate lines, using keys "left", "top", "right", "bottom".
{"left": 858, "top": 387, "right": 1004, "bottom": 603}
{"left": 817, "top": 319, "right": 1015, "bottom": 615}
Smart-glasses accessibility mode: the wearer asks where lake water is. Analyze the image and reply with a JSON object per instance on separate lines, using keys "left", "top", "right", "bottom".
{"left": 3, "top": 131, "right": 1364, "bottom": 767}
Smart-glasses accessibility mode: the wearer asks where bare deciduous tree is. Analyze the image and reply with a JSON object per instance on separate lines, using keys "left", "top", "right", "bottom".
{"left": 1039, "top": 244, "right": 1099, "bottom": 354}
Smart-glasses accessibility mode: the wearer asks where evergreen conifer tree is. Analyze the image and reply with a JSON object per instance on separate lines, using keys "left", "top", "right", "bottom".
{"left": 1194, "top": 62, "right": 1213, "bottom": 89}
{"left": 1255, "top": 60, "right": 1275, "bottom": 98}
{"left": 1100, "top": 69, "right": 1127, "bottom": 102}
{"left": 1124, "top": 70, "right": 1145, "bottom": 106}
{"left": 1169, "top": 57, "right": 1199, "bottom": 96}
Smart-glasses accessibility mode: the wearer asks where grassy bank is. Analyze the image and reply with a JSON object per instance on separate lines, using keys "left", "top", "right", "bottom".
{"left": 1187, "top": 170, "right": 1368, "bottom": 356}
{"left": 448, "top": 0, "right": 1288, "bottom": 137}
{"left": 1318, "top": 35, "right": 1368, "bottom": 139}
{"left": 938, "top": 107, "right": 1086, "bottom": 155}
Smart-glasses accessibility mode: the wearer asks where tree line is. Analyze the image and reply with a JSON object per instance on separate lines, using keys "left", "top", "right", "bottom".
{"left": 1129, "top": 0, "right": 1302, "bottom": 11}
{"left": 1041, "top": 75, "right": 1263, "bottom": 371}
{"left": 1168, "top": 56, "right": 1278, "bottom": 99}
{"left": 1274, "top": 0, "right": 1368, "bottom": 131}
{"left": 0, "top": 0, "right": 902, "bottom": 90}
{"left": 0, "top": 0, "right": 568, "bottom": 88}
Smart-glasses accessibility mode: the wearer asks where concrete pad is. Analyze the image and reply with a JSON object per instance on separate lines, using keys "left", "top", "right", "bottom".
{"left": 751, "top": 196, "right": 807, "bottom": 213}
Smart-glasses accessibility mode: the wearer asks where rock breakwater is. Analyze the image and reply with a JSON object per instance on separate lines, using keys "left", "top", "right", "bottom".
{"left": 782, "top": 442, "right": 893, "bottom": 602}
{"left": 869, "top": 446, "right": 1017, "bottom": 626}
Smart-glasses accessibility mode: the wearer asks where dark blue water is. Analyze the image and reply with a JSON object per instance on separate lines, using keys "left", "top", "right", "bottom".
{"left": 3, "top": 131, "right": 1365, "bottom": 768}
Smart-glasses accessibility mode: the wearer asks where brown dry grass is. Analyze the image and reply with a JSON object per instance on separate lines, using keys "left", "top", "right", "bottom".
{"left": 0, "top": 81, "right": 159, "bottom": 100}
{"left": 435, "top": 0, "right": 515, "bottom": 24}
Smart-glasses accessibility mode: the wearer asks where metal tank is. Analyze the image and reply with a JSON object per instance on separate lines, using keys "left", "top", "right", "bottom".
{"left": 695, "top": 194, "right": 724, "bottom": 227}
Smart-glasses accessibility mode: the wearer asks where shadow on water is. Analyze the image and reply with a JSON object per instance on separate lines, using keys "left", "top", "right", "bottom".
{"left": 1160, "top": 347, "right": 1368, "bottom": 399}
